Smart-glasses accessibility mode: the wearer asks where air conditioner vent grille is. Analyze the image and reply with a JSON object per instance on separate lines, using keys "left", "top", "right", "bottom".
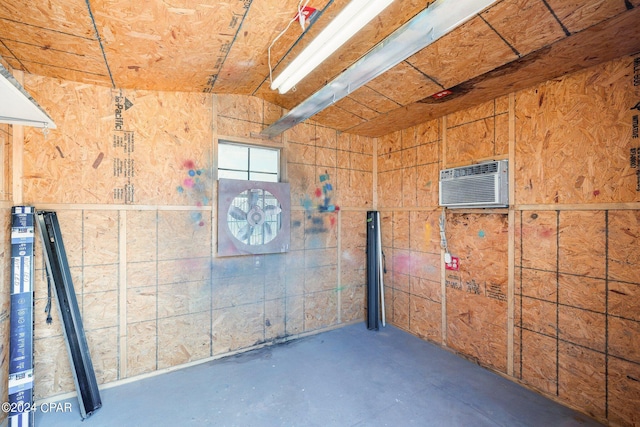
{"left": 440, "top": 175, "right": 496, "bottom": 205}
{"left": 439, "top": 160, "right": 508, "bottom": 208}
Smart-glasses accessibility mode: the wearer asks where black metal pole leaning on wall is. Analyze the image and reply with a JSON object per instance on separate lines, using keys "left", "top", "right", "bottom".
{"left": 366, "top": 211, "right": 380, "bottom": 330}
{"left": 35, "top": 211, "right": 102, "bottom": 419}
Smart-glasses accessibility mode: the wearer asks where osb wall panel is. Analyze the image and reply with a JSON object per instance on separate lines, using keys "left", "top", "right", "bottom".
{"left": 446, "top": 213, "right": 508, "bottom": 372}
{"left": 516, "top": 210, "right": 640, "bottom": 425}
{"left": 381, "top": 208, "right": 442, "bottom": 342}
{"left": 18, "top": 77, "right": 371, "bottom": 400}
{"left": 0, "top": 123, "right": 10, "bottom": 200}
{"left": 0, "top": 208, "right": 11, "bottom": 424}
{"left": 515, "top": 55, "right": 640, "bottom": 205}
{"left": 446, "top": 99, "right": 509, "bottom": 167}
{"left": 22, "top": 75, "right": 213, "bottom": 206}
{"left": 378, "top": 120, "right": 440, "bottom": 209}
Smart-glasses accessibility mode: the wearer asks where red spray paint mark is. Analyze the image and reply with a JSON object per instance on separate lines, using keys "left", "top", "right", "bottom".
{"left": 432, "top": 89, "right": 452, "bottom": 99}
{"left": 183, "top": 160, "right": 195, "bottom": 169}
{"left": 593, "top": 190, "right": 600, "bottom": 197}
{"left": 314, "top": 188, "right": 322, "bottom": 198}
{"left": 330, "top": 216, "right": 336, "bottom": 227}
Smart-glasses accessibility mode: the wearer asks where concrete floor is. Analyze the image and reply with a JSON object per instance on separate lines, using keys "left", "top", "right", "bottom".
{"left": 36, "top": 323, "right": 601, "bottom": 427}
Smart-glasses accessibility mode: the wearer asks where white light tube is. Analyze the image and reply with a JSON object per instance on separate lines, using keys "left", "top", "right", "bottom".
{"left": 271, "top": 0, "right": 394, "bottom": 94}
{"left": 262, "top": 0, "right": 498, "bottom": 137}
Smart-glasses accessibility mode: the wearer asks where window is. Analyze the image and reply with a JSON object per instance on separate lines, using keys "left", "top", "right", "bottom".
{"left": 218, "top": 141, "right": 280, "bottom": 182}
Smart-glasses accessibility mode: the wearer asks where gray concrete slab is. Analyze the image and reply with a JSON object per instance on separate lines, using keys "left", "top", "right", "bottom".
{"left": 35, "top": 323, "right": 602, "bottom": 426}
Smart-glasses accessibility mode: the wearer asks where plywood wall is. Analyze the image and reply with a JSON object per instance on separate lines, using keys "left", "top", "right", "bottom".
{"left": 15, "top": 75, "right": 372, "bottom": 400}
{"left": 380, "top": 54, "right": 640, "bottom": 426}
{"left": 0, "top": 122, "right": 12, "bottom": 427}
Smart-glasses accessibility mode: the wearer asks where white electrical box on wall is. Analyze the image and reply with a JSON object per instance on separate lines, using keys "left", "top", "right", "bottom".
{"left": 439, "top": 160, "right": 509, "bottom": 208}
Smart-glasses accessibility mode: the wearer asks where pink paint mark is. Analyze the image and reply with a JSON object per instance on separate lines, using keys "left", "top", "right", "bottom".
{"left": 314, "top": 188, "right": 322, "bottom": 198}
{"left": 183, "top": 160, "right": 195, "bottom": 169}
{"left": 183, "top": 178, "right": 195, "bottom": 188}
{"left": 394, "top": 254, "right": 411, "bottom": 274}
{"left": 593, "top": 190, "right": 600, "bottom": 197}
{"left": 199, "top": 221, "right": 205, "bottom": 227}
{"left": 196, "top": 201, "right": 203, "bottom": 207}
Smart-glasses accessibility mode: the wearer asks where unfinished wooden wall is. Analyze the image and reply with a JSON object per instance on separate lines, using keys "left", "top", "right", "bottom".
{"left": 380, "top": 54, "right": 640, "bottom": 426}
{"left": 0, "top": 122, "right": 12, "bottom": 427}
{"left": 15, "top": 77, "right": 371, "bottom": 400}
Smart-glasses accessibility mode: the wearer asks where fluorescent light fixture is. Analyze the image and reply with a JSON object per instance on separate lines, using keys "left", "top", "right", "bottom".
{"left": 271, "top": 0, "right": 394, "bottom": 94}
{"left": 262, "top": 0, "right": 498, "bottom": 138}
{"left": 0, "top": 63, "right": 56, "bottom": 129}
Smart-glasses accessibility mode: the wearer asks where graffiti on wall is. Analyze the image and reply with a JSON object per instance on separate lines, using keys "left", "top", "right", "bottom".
{"left": 176, "top": 159, "right": 210, "bottom": 227}
{"left": 298, "top": 171, "right": 340, "bottom": 234}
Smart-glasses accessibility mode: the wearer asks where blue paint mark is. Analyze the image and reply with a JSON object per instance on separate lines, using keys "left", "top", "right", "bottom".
{"left": 478, "top": 230, "right": 486, "bottom": 238}
{"left": 319, "top": 174, "right": 330, "bottom": 182}
{"left": 188, "top": 170, "right": 196, "bottom": 177}
{"left": 196, "top": 170, "right": 202, "bottom": 176}
{"left": 177, "top": 186, "right": 184, "bottom": 193}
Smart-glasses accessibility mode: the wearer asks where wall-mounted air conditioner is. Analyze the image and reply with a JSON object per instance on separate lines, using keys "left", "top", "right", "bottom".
{"left": 439, "top": 160, "right": 508, "bottom": 208}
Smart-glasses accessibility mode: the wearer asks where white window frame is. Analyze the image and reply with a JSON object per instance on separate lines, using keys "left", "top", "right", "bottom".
{"left": 217, "top": 139, "right": 282, "bottom": 182}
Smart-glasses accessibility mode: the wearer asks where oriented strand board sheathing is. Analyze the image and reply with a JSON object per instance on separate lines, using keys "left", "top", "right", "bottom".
{"left": 33, "top": 335, "right": 76, "bottom": 398}
{"left": 608, "top": 210, "right": 640, "bottom": 284}
{"left": 446, "top": 213, "right": 508, "bottom": 371}
{"left": 212, "top": 303, "right": 264, "bottom": 355}
{"left": 407, "top": 16, "right": 518, "bottom": 90}
{"left": 158, "top": 312, "right": 211, "bottom": 368}
{"left": 126, "top": 320, "right": 157, "bottom": 377}
{"left": 0, "top": 208, "right": 10, "bottom": 422}
{"left": 367, "top": 62, "right": 443, "bottom": 107}
{"left": 520, "top": 211, "right": 557, "bottom": 271}
{"left": 558, "top": 343, "right": 606, "bottom": 421}
{"left": 445, "top": 99, "right": 509, "bottom": 166}
{"left": 446, "top": 118, "right": 496, "bottom": 166}
{"left": 351, "top": 8, "right": 640, "bottom": 138}
{"left": 544, "top": 0, "right": 638, "bottom": 34}
{"left": 92, "top": 0, "right": 245, "bottom": 92}
{"left": 520, "top": 329, "right": 557, "bottom": 395}
{"left": 258, "top": 0, "right": 427, "bottom": 109}
{"left": 608, "top": 356, "right": 640, "bottom": 427}
{"left": 212, "top": 0, "right": 309, "bottom": 94}
{"left": 22, "top": 77, "right": 213, "bottom": 205}
{"left": 0, "top": 124, "right": 10, "bottom": 199}
{"left": 480, "top": 0, "right": 565, "bottom": 57}
{"left": 558, "top": 211, "right": 606, "bottom": 277}
{"left": 515, "top": 56, "right": 640, "bottom": 205}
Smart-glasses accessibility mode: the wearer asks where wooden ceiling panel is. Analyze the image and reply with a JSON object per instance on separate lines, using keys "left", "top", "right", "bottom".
{"left": 544, "top": 0, "right": 636, "bottom": 34}
{"left": 3, "top": 40, "right": 107, "bottom": 76}
{"left": 0, "top": 0, "right": 95, "bottom": 38}
{"left": 346, "top": 86, "right": 400, "bottom": 114}
{"left": 91, "top": 0, "right": 248, "bottom": 91}
{"left": 313, "top": 105, "right": 366, "bottom": 132}
{"left": 212, "top": 0, "right": 309, "bottom": 94}
{"left": 407, "top": 16, "right": 518, "bottom": 90}
{"left": 0, "top": 0, "right": 636, "bottom": 137}
{"left": 258, "top": 0, "right": 427, "bottom": 110}
{"left": 349, "top": 5, "right": 640, "bottom": 137}
{"left": 366, "top": 62, "right": 442, "bottom": 106}
{"left": 19, "top": 61, "right": 112, "bottom": 86}
{"left": 333, "top": 96, "right": 380, "bottom": 121}
{"left": 480, "top": 0, "right": 566, "bottom": 57}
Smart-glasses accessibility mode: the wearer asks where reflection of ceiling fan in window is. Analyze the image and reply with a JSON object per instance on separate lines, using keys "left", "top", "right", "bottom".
{"left": 218, "top": 179, "right": 290, "bottom": 257}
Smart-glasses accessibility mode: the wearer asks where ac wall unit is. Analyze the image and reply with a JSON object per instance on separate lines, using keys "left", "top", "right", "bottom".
{"left": 439, "top": 160, "right": 508, "bottom": 208}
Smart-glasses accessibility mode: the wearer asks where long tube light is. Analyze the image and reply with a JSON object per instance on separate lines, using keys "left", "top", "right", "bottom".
{"left": 0, "top": 63, "right": 56, "bottom": 129}
{"left": 270, "top": 0, "right": 394, "bottom": 94}
{"left": 262, "top": 0, "right": 498, "bottom": 138}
